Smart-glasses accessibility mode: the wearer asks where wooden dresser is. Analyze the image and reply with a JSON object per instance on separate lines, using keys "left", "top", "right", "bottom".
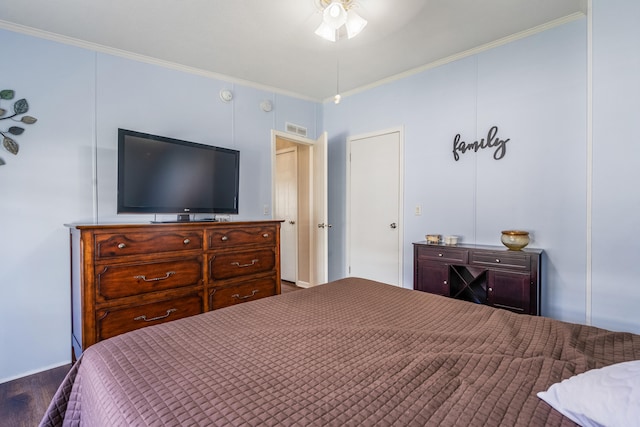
{"left": 413, "top": 242, "right": 542, "bottom": 315}
{"left": 68, "top": 220, "right": 282, "bottom": 358}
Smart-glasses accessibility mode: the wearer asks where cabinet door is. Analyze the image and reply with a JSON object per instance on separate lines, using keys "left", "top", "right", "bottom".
{"left": 487, "top": 271, "right": 532, "bottom": 314}
{"left": 415, "top": 260, "right": 449, "bottom": 296}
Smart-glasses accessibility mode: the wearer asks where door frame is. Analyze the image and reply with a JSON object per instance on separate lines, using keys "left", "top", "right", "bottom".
{"left": 346, "top": 126, "right": 404, "bottom": 287}
{"left": 271, "top": 130, "right": 328, "bottom": 288}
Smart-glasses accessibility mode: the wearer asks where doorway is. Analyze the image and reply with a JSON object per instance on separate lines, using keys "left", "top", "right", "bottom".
{"left": 272, "top": 131, "right": 328, "bottom": 288}
{"left": 347, "top": 127, "right": 404, "bottom": 286}
{"left": 275, "top": 147, "right": 298, "bottom": 282}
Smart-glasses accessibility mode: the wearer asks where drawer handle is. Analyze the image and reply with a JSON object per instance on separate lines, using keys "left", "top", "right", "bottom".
{"left": 117, "top": 243, "right": 126, "bottom": 249}
{"left": 263, "top": 233, "right": 269, "bottom": 238}
{"left": 231, "top": 259, "right": 259, "bottom": 268}
{"left": 134, "top": 308, "right": 177, "bottom": 322}
{"left": 495, "top": 259, "right": 501, "bottom": 263}
{"left": 133, "top": 271, "right": 176, "bottom": 282}
{"left": 183, "top": 238, "right": 190, "bottom": 245}
{"left": 232, "top": 290, "right": 259, "bottom": 300}
{"left": 221, "top": 236, "right": 229, "bottom": 241}
{"left": 438, "top": 253, "right": 443, "bottom": 257}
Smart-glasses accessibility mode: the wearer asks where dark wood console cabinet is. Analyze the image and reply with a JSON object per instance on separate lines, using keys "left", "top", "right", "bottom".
{"left": 413, "top": 242, "right": 542, "bottom": 315}
{"left": 68, "top": 221, "right": 282, "bottom": 358}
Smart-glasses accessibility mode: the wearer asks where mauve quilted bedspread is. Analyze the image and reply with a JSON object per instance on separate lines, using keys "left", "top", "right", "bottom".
{"left": 40, "top": 278, "right": 640, "bottom": 426}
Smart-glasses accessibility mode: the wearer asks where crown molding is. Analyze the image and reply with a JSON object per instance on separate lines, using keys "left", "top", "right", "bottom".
{"left": 0, "top": 20, "right": 318, "bottom": 102}
{"left": 0, "top": 12, "right": 586, "bottom": 106}
{"left": 323, "top": 12, "right": 587, "bottom": 103}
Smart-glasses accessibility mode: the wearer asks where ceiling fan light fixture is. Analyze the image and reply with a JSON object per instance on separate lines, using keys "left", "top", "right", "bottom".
{"left": 323, "top": 1, "right": 347, "bottom": 29}
{"left": 345, "top": 9, "right": 367, "bottom": 39}
{"left": 315, "top": 21, "right": 337, "bottom": 41}
{"left": 315, "top": 0, "right": 367, "bottom": 42}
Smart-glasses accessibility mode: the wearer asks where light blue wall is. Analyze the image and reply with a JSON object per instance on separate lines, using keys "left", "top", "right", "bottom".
{"left": 591, "top": 0, "right": 640, "bottom": 333}
{"left": 93, "top": 54, "right": 321, "bottom": 223}
{"left": 0, "top": 31, "right": 95, "bottom": 383}
{"left": 0, "top": 29, "right": 320, "bottom": 382}
{"left": 325, "top": 1, "right": 640, "bottom": 335}
{"left": 325, "top": 19, "right": 588, "bottom": 327}
{"left": 2, "top": 0, "right": 639, "bottom": 383}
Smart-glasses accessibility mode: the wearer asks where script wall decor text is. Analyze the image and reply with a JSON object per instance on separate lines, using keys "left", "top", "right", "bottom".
{"left": 452, "top": 125, "right": 510, "bottom": 161}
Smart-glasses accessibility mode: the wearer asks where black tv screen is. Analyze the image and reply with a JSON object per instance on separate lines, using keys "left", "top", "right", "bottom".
{"left": 117, "top": 129, "right": 239, "bottom": 215}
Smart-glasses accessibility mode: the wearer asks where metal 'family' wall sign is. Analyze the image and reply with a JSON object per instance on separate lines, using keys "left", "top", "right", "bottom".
{"left": 452, "top": 125, "right": 510, "bottom": 161}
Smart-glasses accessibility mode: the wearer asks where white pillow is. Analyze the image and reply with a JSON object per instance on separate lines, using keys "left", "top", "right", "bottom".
{"left": 537, "top": 360, "right": 640, "bottom": 427}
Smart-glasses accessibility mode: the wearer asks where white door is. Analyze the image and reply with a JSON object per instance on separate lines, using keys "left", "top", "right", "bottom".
{"left": 271, "top": 130, "right": 328, "bottom": 287}
{"left": 275, "top": 148, "right": 298, "bottom": 282}
{"left": 347, "top": 128, "right": 403, "bottom": 286}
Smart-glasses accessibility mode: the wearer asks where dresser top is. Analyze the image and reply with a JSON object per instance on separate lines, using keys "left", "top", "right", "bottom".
{"left": 413, "top": 241, "right": 543, "bottom": 255}
{"left": 66, "top": 220, "right": 284, "bottom": 230}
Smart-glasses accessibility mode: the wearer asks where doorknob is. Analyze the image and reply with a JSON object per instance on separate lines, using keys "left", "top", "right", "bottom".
{"left": 289, "top": 221, "right": 296, "bottom": 225}
{"left": 390, "top": 223, "right": 397, "bottom": 229}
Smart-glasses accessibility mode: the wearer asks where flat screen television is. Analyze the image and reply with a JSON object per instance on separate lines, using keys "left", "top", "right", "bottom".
{"left": 117, "top": 129, "right": 239, "bottom": 216}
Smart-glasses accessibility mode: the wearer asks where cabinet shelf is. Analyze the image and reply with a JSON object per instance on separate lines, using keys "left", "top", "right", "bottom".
{"left": 450, "top": 265, "right": 487, "bottom": 304}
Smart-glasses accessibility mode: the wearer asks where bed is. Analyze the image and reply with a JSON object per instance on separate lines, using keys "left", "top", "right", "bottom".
{"left": 41, "top": 277, "right": 640, "bottom": 426}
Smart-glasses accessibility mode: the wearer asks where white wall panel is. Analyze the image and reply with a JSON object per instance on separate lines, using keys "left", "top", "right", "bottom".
{"left": 0, "top": 30, "right": 95, "bottom": 382}
{"left": 591, "top": 0, "right": 640, "bottom": 332}
{"left": 475, "top": 21, "right": 588, "bottom": 322}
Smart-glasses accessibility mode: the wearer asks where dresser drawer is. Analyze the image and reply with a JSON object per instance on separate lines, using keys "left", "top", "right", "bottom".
{"left": 209, "top": 276, "right": 277, "bottom": 309}
{"left": 416, "top": 245, "right": 468, "bottom": 264}
{"left": 470, "top": 251, "right": 530, "bottom": 270}
{"left": 96, "top": 292, "right": 203, "bottom": 341}
{"left": 96, "top": 257, "right": 203, "bottom": 300}
{"left": 207, "top": 225, "right": 276, "bottom": 249}
{"left": 209, "top": 248, "right": 276, "bottom": 280}
{"left": 95, "top": 230, "right": 203, "bottom": 258}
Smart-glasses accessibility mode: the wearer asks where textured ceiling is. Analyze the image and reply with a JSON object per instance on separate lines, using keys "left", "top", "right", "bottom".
{"left": 0, "top": 0, "right": 586, "bottom": 100}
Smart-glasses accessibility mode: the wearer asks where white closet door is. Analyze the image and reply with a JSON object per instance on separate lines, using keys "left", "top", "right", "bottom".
{"left": 347, "top": 129, "right": 403, "bottom": 286}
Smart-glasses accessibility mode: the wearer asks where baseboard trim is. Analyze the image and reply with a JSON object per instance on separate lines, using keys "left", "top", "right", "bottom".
{"left": 0, "top": 360, "right": 71, "bottom": 385}
{"left": 296, "top": 280, "right": 312, "bottom": 288}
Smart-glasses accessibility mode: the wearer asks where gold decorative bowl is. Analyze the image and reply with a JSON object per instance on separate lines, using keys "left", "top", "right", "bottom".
{"left": 501, "top": 230, "right": 530, "bottom": 250}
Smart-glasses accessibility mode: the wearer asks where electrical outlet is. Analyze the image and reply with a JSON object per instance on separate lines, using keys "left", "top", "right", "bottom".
{"left": 263, "top": 204, "right": 270, "bottom": 215}
{"left": 415, "top": 204, "right": 422, "bottom": 216}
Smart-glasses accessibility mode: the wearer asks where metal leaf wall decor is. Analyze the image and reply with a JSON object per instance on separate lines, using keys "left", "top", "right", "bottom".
{"left": 0, "top": 89, "right": 38, "bottom": 166}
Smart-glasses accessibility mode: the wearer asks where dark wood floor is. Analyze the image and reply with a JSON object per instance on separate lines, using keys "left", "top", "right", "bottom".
{"left": 0, "top": 364, "right": 71, "bottom": 427}
{"left": 281, "top": 280, "right": 303, "bottom": 293}
{"left": 1, "top": 284, "right": 302, "bottom": 426}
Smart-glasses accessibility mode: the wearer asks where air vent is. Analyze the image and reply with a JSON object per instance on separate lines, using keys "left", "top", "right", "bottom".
{"left": 285, "top": 122, "right": 308, "bottom": 137}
